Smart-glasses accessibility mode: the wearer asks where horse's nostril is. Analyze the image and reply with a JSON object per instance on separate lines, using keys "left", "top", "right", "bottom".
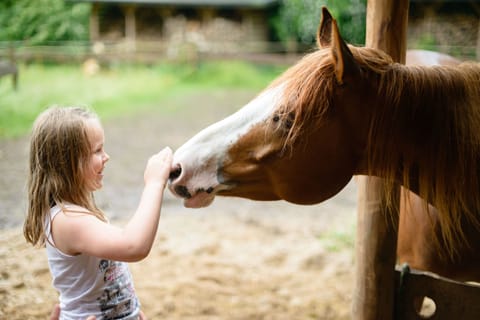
{"left": 174, "top": 185, "right": 191, "bottom": 199}
{"left": 169, "top": 165, "right": 182, "bottom": 180}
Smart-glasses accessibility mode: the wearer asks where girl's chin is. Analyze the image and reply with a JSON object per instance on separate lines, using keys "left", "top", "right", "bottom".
{"left": 88, "top": 181, "right": 103, "bottom": 191}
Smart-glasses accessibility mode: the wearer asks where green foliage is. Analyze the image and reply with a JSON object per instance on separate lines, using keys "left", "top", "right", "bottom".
{"left": 413, "top": 33, "right": 438, "bottom": 51}
{"left": 0, "top": 61, "right": 284, "bottom": 138}
{"left": 0, "top": 0, "right": 90, "bottom": 44}
{"left": 272, "top": 0, "right": 366, "bottom": 47}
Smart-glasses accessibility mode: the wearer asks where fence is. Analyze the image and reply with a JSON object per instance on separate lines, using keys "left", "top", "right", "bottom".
{"left": 0, "top": 40, "right": 310, "bottom": 66}
{"left": 1, "top": 40, "right": 477, "bottom": 71}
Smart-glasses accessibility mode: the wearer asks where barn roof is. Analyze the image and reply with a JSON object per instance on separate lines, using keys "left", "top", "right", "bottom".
{"left": 66, "top": 0, "right": 280, "bottom": 8}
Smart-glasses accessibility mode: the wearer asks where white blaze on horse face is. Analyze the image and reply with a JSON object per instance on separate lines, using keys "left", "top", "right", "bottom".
{"left": 171, "top": 84, "right": 285, "bottom": 207}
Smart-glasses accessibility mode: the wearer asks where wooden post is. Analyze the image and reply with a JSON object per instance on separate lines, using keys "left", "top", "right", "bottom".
{"left": 353, "top": 177, "right": 400, "bottom": 319}
{"left": 124, "top": 5, "right": 137, "bottom": 52}
{"left": 8, "top": 45, "right": 17, "bottom": 90}
{"left": 352, "top": 1, "right": 409, "bottom": 319}
{"left": 90, "top": 3, "right": 100, "bottom": 42}
{"left": 365, "top": 0, "right": 409, "bottom": 63}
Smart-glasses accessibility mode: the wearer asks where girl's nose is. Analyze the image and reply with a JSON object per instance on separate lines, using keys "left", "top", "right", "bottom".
{"left": 103, "top": 151, "right": 110, "bottom": 162}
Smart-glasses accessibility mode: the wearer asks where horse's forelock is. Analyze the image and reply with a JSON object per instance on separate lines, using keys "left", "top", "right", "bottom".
{"left": 267, "top": 49, "right": 336, "bottom": 146}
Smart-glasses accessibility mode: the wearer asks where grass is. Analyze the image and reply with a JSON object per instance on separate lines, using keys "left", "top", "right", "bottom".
{"left": 318, "top": 222, "right": 356, "bottom": 253}
{"left": 0, "top": 60, "right": 285, "bottom": 138}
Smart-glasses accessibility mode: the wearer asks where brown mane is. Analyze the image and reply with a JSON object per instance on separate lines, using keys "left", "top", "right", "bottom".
{"left": 272, "top": 45, "right": 480, "bottom": 256}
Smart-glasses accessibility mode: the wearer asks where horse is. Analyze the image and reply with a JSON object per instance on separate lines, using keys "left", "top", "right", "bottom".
{"left": 168, "top": 7, "right": 480, "bottom": 282}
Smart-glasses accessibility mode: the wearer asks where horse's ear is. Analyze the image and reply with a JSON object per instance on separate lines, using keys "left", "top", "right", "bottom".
{"left": 317, "top": 7, "right": 333, "bottom": 48}
{"left": 330, "top": 18, "right": 360, "bottom": 84}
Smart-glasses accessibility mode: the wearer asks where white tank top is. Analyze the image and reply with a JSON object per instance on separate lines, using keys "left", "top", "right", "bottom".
{"left": 45, "top": 205, "right": 140, "bottom": 320}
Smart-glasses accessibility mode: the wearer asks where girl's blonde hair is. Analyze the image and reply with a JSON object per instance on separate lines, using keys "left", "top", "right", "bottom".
{"left": 24, "top": 106, "right": 106, "bottom": 246}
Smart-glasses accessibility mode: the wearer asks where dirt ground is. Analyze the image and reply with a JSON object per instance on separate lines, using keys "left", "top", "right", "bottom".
{"left": 0, "top": 88, "right": 358, "bottom": 319}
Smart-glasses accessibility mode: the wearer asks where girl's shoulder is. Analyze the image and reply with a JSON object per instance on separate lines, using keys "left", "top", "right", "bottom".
{"left": 56, "top": 203, "right": 91, "bottom": 216}
{"left": 48, "top": 203, "right": 92, "bottom": 231}
{"left": 49, "top": 203, "right": 105, "bottom": 256}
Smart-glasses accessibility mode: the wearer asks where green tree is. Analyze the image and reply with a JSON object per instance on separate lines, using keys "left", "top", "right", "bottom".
{"left": 0, "top": 0, "right": 90, "bottom": 44}
{"left": 272, "top": 0, "right": 366, "bottom": 47}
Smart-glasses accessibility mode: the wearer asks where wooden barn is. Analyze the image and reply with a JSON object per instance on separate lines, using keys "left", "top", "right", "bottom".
{"left": 64, "top": 0, "right": 480, "bottom": 61}
{"left": 67, "top": 0, "right": 281, "bottom": 59}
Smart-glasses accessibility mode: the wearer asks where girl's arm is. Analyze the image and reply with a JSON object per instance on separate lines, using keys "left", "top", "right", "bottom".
{"left": 51, "top": 147, "right": 173, "bottom": 262}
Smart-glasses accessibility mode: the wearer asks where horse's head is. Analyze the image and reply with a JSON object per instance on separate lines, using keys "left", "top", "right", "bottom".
{"left": 169, "top": 7, "right": 383, "bottom": 208}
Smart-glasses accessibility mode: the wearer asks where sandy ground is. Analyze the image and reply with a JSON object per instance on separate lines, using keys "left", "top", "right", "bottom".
{"left": 0, "top": 88, "right": 358, "bottom": 319}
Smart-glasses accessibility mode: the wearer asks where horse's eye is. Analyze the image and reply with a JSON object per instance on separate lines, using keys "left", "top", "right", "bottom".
{"left": 273, "top": 114, "right": 280, "bottom": 122}
{"left": 285, "top": 112, "right": 295, "bottom": 129}
{"left": 285, "top": 120, "right": 293, "bottom": 129}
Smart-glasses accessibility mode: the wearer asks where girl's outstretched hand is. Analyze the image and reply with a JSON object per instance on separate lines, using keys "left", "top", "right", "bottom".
{"left": 144, "top": 147, "right": 173, "bottom": 188}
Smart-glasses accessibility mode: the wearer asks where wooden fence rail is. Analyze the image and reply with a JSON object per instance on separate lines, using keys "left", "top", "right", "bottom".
{"left": 0, "top": 40, "right": 307, "bottom": 65}
{"left": 0, "top": 40, "right": 476, "bottom": 65}
{"left": 395, "top": 264, "right": 480, "bottom": 319}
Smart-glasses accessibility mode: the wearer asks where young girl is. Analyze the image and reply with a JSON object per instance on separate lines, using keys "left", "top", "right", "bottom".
{"left": 24, "top": 106, "right": 173, "bottom": 319}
